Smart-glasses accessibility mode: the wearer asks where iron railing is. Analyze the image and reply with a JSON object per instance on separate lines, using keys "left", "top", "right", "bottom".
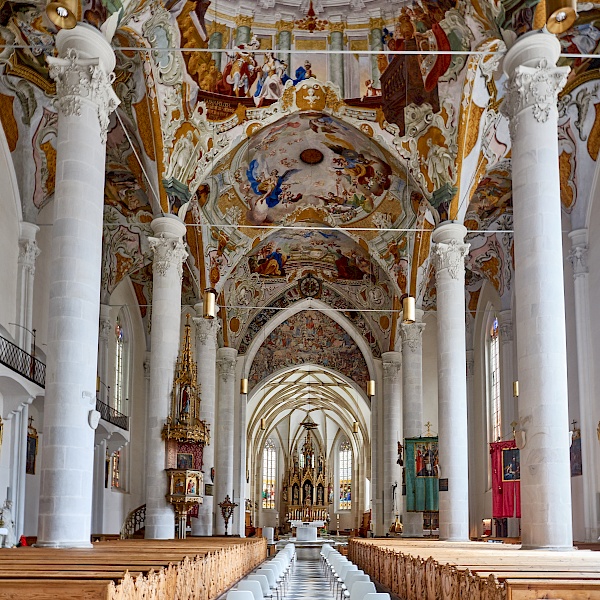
{"left": 120, "top": 504, "right": 146, "bottom": 539}
{"left": 0, "top": 334, "right": 45, "bottom": 387}
{"left": 95, "top": 398, "right": 129, "bottom": 431}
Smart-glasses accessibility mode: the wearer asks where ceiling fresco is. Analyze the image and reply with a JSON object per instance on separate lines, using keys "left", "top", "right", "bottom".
{"left": 0, "top": 0, "right": 599, "bottom": 393}
{"left": 229, "top": 113, "right": 397, "bottom": 226}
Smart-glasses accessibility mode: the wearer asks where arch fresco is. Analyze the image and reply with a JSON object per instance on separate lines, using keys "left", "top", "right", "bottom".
{"left": 247, "top": 309, "right": 369, "bottom": 391}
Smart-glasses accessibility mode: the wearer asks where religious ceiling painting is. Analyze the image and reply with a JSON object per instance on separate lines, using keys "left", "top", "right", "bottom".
{"left": 235, "top": 284, "right": 383, "bottom": 358}
{"left": 227, "top": 112, "right": 395, "bottom": 226}
{"left": 248, "top": 309, "right": 369, "bottom": 390}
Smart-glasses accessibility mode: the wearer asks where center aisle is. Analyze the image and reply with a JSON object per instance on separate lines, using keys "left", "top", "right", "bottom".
{"left": 287, "top": 548, "right": 337, "bottom": 600}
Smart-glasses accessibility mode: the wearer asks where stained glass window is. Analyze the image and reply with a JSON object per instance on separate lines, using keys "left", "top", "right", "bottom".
{"left": 262, "top": 439, "right": 276, "bottom": 509}
{"left": 114, "top": 319, "right": 124, "bottom": 414}
{"left": 111, "top": 452, "right": 120, "bottom": 489}
{"left": 489, "top": 316, "right": 501, "bottom": 442}
{"left": 339, "top": 439, "right": 352, "bottom": 510}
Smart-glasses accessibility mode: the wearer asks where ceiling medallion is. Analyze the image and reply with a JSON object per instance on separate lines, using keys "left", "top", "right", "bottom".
{"left": 299, "top": 273, "right": 322, "bottom": 298}
{"left": 300, "top": 148, "right": 324, "bottom": 165}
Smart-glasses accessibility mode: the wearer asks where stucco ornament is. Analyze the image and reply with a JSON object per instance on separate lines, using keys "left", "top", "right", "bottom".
{"left": 432, "top": 239, "right": 470, "bottom": 280}
{"left": 148, "top": 233, "right": 188, "bottom": 279}
{"left": 47, "top": 48, "right": 120, "bottom": 144}
{"left": 502, "top": 59, "right": 569, "bottom": 139}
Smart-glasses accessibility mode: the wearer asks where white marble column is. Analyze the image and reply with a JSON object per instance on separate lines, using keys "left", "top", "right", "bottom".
{"left": 432, "top": 221, "right": 470, "bottom": 541}
{"left": 328, "top": 23, "right": 345, "bottom": 94}
{"left": 382, "top": 351, "right": 402, "bottom": 530}
{"left": 214, "top": 347, "right": 237, "bottom": 534}
{"left": 503, "top": 32, "right": 572, "bottom": 550}
{"left": 16, "top": 223, "right": 40, "bottom": 353}
{"left": 144, "top": 216, "right": 187, "bottom": 540}
{"left": 37, "top": 26, "right": 118, "bottom": 548}
{"left": 191, "top": 306, "right": 219, "bottom": 536}
{"left": 400, "top": 312, "right": 425, "bottom": 537}
{"left": 569, "top": 229, "right": 598, "bottom": 541}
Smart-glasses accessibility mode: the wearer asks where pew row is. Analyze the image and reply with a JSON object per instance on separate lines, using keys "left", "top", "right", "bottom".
{"left": 349, "top": 538, "right": 600, "bottom": 600}
{"left": 0, "top": 537, "right": 267, "bottom": 600}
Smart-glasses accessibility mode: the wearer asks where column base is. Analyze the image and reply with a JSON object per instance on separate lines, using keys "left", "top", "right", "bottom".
{"left": 34, "top": 541, "right": 94, "bottom": 548}
{"left": 520, "top": 545, "right": 576, "bottom": 551}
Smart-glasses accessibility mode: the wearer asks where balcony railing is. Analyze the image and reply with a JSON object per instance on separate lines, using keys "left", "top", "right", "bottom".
{"left": 95, "top": 398, "right": 129, "bottom": 431}
{"left": 0, "top": 334, "right": 45, "bottom": 388}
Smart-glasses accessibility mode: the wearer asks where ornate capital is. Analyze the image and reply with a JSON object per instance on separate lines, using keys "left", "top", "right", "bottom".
{"left": 399, "top": 322, "right": 425, "bottom": 353}
{"left": 432, "top": 239, "right": 470, "bottom": 280}
{"left": 18, "top": 239, "right": 40, "bottom": 274}
{"left": 99, "top": 315, "right": 112, "bottom": 341}
{"left": 569, "top": 244, "right": 588, "bottom": 277}
{"left": 502, "top": 60, "right": 569, "bottom": 140}
{"left": 47, "top": 49, "right": 119, "bottom": 144}
{"left": 235, "top": 14, "right": 254, "bottom": 28}
{"left": 369, "top": 17, "right": 385, "bottom": 31}
{"left": 383, "top": 360, "right": 401, "bottom": 382}
{"left": 193, "top": 316, "right": 221, "bottom": 347}
{"left": 148, "top": 234, "right": 187, "bottom": 280}
{"left": 217, "top": 356, "right": 237, "bottom": 382}
{"left": 328, "top": 21, "right": 346, "bottom": 33}
{"left": 276, "top": 20, "right": 295, "bottom": 33}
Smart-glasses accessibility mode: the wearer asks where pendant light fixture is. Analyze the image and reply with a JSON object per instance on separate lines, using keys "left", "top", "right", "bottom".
{"left": 260, "top": 417, "right": 267, "bottom": 430}
{"left": 545, "top": 0, "right": 577, "bottom": 33}
{"left": 46, "top": 0, "right": 78, "bottom": 29}
{"left": 402, "top": 296, "right": 416, "bottom": 324}
{"left": 240, "top": 378, "right": 249, "bottom": 395}
{"left": 513, "top": 380, "right": 519, "bottom": 398}
{"left": 366, "top": 379, "right": 375, "bottom": 398}
{"left": 203, "top": 288, "right": 217, "bottom": 319}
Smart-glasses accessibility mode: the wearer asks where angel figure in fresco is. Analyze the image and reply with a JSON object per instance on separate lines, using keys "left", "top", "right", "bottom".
{"left": 246, "top": 159, "right": 299, "bottom": 224}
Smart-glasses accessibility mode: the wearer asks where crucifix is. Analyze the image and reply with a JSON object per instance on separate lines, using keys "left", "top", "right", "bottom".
{"left": 424, "top": 421, "right": 432, "bottom": 437}
{"left": 28, "top": 416, "right": 34, "bottom": 428}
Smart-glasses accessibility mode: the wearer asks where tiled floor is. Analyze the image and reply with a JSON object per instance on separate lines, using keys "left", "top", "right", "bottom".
{"left": 285, "top": 548, "right": 336, "bottom": 600}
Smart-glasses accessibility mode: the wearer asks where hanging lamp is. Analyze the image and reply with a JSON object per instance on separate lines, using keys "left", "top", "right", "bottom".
{"left": 203, "top": 288, "right": 217, "bottom": 319}
{"left": 402, "top": 296, "right": 416, "bottom": 324}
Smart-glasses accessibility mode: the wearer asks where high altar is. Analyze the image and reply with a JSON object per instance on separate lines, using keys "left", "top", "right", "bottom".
{"left": 283, "top": 426, "right": 331, "bottom": 530}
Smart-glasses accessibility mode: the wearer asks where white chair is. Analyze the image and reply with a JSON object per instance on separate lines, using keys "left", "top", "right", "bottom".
{"left": 238, "top": 580, "right": 264, "bottom": 600}
{"left": 247, "top": 574, "right": 273, "bottom": 600}
{"left": 227, "top": 591, "right": 256, "bottom": 600}
{"left": 343, "top": 574, "right": 370, "bottom": 599}
{"left": 256, "top": 567, "right": 280, "bottom": 599}
{"left": 349, "top": 581, "right": 376, "bottom": 600}
{"left": 336, "top": 563, "right": 358, "bottom": 596}
{"left": 363, "top": 594, "right": 390, "bottom": 600}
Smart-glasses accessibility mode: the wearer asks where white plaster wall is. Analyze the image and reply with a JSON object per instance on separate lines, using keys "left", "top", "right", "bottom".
{"left": 0, "top": 176, "right": 19, "bottom": 332}
{"left": 562, "top": 220, "right": 584, "bottom": 541}
{"left": 94, "top": 278, "right": 148, "bottom": 534}
{"left": 421, "top": 311, "right": 439, "bottom": 431}
{"left": 24, "top": 397, "right": 44, "bottom": 536}
{"left": 0, "top": 393, "right": 11, "bottom": 506}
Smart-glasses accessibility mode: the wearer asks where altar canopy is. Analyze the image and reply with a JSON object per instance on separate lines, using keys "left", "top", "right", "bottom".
{"left": 490, "top": 440, "right": 521, "bottom": 518}
{"left": 405, "top": 437, "right": 439, "bottom": 512}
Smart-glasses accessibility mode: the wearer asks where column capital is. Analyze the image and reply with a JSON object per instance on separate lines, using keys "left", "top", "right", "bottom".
{"left": 192, "top": 308, "right": 221, "bottom": 347}
{"left": 328, "top": 21, "right": 346, "bottom": 33}
{"left": 502, "top": 33, "right": 568, "bottom": 140}
{"left": 276, "top": 20, "right": 295, "bottom": 32}
{"left": 399, "top": 321, "right": 426, "bottom": 353}
{"left": 568, "top": 228, "right": 589, "bottom": 278}
{"left": 18, "top": 238, "right": 40, "bottom": 274}
{"left": 369, "top": 17, "right": 385, "bottom": 30}
{"left": 235, "top": 14, "right": 254, "bottom": 28}
{"left": 99, "top": 304, "right": 112, "bottom": 341}
{"left": 149, "top": 216, "right": 187, "bottom": 280}
{"left": 431, "top": 222, "right": 469, "bottom": 280}
{"left": 497, "top": 309, "right": 513, "bottom": 342}
{"left": 47, "top": 26, "right": 119, "bottom": 144}
{"left": 217, "top": 347, "right": 238, "bottom": 382}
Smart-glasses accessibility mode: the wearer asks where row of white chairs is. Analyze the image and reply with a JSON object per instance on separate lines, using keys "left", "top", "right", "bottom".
{"left": 227, "top": 543, "right": 296, "bottom": 600}
{"left": 320, "top": 544, "right": 389, "bottom": 600}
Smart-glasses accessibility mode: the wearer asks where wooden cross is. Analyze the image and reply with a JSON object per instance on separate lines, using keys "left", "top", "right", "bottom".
{"left": 424, "top": 421, "right": 432, "bottom": 436}
{"left": 28, "top": 416, "right": 34, "bottom": 427}
{"left": 571, "top": 419, "right": 578, "bottom": 430}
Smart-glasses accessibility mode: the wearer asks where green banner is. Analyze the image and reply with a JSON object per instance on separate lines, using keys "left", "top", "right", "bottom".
{"left": 405, "top": 437, "right": 439, "bottom": 512}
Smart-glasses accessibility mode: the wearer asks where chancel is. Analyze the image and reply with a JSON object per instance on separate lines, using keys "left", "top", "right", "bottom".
{"left": 1, "top": 0, "right": 600, "bottom": 597}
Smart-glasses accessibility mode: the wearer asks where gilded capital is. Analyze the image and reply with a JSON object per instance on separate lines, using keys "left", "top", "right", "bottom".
{"left": 328, "top": 21, "right": 346, "bottom": 33}
{"left": 276, "top": 20, "right": 295, "bottom": 33}
{"left": 235, "top": 14, "right": 254, "bottom": 28}
{"left": 369, "top": 17, "right": 385, "bottom": 31}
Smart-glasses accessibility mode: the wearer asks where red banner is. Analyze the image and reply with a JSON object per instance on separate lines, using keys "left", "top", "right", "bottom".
{"left": 490, "top": 440, "right": 521, "bottom": 518}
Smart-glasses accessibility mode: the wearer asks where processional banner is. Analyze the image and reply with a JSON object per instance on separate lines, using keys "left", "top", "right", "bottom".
{"left": 405, "top": 437, "right": 439, "bottom": 512}
{"left": 490, "top": 439, "right": 521, "bottom": 518}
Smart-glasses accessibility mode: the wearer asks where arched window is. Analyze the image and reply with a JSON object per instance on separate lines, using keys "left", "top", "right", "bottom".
{"left": 339, "top": 439, "right": 352, "bottom": 511}
{"left": 488, "top": 315, "right": 501, "bottom": 442}
{"left": 262, "top": 439, "right": 276, "bottom": 509}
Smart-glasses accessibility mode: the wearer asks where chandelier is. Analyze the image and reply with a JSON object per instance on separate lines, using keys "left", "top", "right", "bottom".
{"left": 295, "top": 0, "right": 328, "bottom": 33}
